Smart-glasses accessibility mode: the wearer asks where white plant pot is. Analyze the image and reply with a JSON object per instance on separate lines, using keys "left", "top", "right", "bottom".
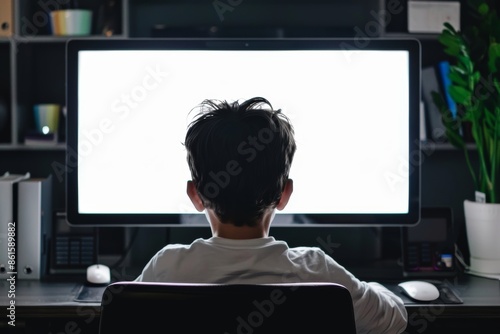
{"left": 464, "top": 199, "right": 500, "bottom": 275}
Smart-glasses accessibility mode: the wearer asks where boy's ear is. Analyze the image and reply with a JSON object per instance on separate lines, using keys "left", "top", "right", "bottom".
{"left": 186, "top": 181, "right": 205, "bottom": 212}
{"left": 276, "top": 179, "right": 293, "bottom": 211}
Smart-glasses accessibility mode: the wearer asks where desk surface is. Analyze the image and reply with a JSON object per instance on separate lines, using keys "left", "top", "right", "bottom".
{"left": 1, "top": 273, "right": 499, "bottom": 333}
{"left": 1, "top": 273, "right": 499, "bottom": 311}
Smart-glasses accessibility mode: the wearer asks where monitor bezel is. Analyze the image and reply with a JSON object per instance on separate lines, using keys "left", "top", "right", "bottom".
{"left": 66, "top": 37, "right": 421, "bottom": 227}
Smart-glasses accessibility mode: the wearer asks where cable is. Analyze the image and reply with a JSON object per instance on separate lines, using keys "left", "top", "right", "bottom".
{"left": 454, "top": 243, "right": 469, "bottom": 272}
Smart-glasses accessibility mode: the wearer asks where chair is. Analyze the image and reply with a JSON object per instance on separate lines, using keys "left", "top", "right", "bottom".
{"left": 98, "top": 281, "right": 357, "bottom": 333}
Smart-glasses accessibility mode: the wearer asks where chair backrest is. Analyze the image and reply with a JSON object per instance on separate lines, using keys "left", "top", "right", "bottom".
{"left": 98, "top": 281, "right": 357, "bottom": 333}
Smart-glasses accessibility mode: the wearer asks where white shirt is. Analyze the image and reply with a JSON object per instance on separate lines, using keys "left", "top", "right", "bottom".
{"left": 135, "top": 236, "right": 408, "bottom": 334}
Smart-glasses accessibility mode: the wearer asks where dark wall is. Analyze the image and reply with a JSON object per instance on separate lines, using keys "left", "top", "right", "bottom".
{"left": 0, "top": 145, "right": 475, "bottom": 273}
{"left": 129, "top": 0, "right": 382, "bottom": 37}
{"left": 1, "top": 0, "right": 478, "bottom": 274}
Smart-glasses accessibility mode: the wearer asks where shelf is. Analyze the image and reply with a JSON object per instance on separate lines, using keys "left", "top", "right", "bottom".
{"left": 383, "top": 32, "right": 442, "bottom": 40}
{"left": 16, "top": 0, "right": 124, "bottom": 38}
{"left": 0, "top": 0, "right": 127, "bottom": 151}
{"left": 0, "top": 1, "right": 469, "bottom": 156}
{"left": 0, "top": 142, "right": 473, "bottom": 152}
{"left": 0, "top": 143, "right": 66, "bottom": 151}
{"left": 9, "top": 35, "right": 128, "bottom": 43}
{"left": 421, "top": 141, "right": 476, "bottom": 151}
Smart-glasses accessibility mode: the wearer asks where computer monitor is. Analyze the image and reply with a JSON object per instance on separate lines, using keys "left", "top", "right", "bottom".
{"left": 66, "top": 38, "right": 421, "bottom": 227}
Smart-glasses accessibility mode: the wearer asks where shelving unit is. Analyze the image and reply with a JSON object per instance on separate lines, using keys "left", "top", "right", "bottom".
{"left": 0, "top": 0, "right": 469, "bottom": 152}
{"left": 0, "top": 0, "right": 481, "bottom": 276}
{"left": 0, "top": 39, "right": 11, "bottom": 145}
{"left": 0, "top": 0, "right": 126, "bottom": 151}
{"left": 0, "top": 0, "right": 477, "bottom": 216}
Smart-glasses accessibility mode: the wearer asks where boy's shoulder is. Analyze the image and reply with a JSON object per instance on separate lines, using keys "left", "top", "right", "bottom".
{"left": 288, "top": 245, "right": 327, "bottom": 255}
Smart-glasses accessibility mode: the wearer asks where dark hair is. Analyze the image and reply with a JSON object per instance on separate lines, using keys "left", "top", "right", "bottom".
{"left": 184, "top": 97, "right": 296, "bottom": 227}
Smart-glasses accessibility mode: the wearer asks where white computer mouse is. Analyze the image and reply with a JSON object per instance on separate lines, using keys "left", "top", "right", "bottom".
{"left": 398, "top": 280, "right": 440, "bottom": 302}
{"left": 86, "top": 264, "right": 111, "bottom": 285}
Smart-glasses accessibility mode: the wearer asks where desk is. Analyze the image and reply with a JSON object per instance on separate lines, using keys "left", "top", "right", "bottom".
{"left": 384, "top": 275, "right": 500, "bottom": 333}
{"left": 1, "top": 274, "right": 499, "bottom": 333}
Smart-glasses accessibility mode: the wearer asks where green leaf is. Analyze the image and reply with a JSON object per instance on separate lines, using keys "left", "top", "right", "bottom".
{"left": 431, "top": 91, "right": 465, "bottom": 148}
{"left": 484, "top": 107, "right": 496, "bottom": 127}
{"left": 493, "top": 80, "right": 500, "bottom": 95}
{"left": 495, "top": 59, "right": 500, "bottom": 74}
{"left": 451, "top": 64, "right": 467, "bottom": 75}
{"left": 448, "top": 69, "right": 468, "bottom": 87}
{"left": 472, "top": 71, "right": 481, "bottom": 86}
{"left": 446, "top": 128, "right": 466, "bottom": 149}
{"left": 436, "top": 0, "right": 500, "bottom": 202}
{"left": 457, "top": 55, "right": 474, "bottom": 74}
{"left": 461, "top": 107, "right": 475, "bottom": 122}
{"left": 478, "top": 2, "right": 489, "bottom": 16}
{"left": 438, "top": 31, "right": 463, "bottom": 56}
{"left": 438, "top": 31, "right": 460, "bottom": 45}
{"left": 488, "top": 43, "right": 500, "bottom": 72}
{"left": 443, "top": 22, "right": 458, "bottom": 34}
{"left": 449, "top": 85, "right": 473, "bottom": 105}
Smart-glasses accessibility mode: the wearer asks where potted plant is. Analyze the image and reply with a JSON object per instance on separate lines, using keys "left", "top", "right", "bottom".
{"left": 432, "top": 0, "right": 500, "bottom": 276}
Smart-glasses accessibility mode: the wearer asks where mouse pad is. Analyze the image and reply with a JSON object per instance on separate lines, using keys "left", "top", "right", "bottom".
{"left": 398, "top": 281, "right": 463, "bottom": 304}
{"left": 74, "top": 284, "right": 108, "bottom": 303}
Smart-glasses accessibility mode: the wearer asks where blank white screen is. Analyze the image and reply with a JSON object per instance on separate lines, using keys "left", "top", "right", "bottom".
{"left": 77, "top": 49, "right": 410, "bottom": 214}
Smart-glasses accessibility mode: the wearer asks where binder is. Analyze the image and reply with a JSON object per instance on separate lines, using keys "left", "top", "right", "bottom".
{"left": 0, "top": 0, "right": 13, "bottom": 37}
{"left": 422, "top": 66, "right": 447, "bottom": 141}
{"left": 420, "top": 100, "right": 427, "bottom": 142}
{"left": 17, "top": 175, "right": 53, "bottom": 279}
{"left": 437, "top": 60, "right": 458, "bottom": 119}
{"left": 0, "top": 172, "right": 30, "bottom": 276}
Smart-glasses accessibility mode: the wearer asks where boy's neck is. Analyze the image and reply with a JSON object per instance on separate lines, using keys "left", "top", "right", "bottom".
{"left": 207, "top": 209, "right": 273, "bottom": 240}
{"left": 215, "top": 225, "right": 268, "bottom": 239}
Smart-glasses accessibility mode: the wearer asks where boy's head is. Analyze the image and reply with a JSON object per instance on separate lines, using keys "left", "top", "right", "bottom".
{"left": 184, "top": 97, "right": 296, "bottom": 227}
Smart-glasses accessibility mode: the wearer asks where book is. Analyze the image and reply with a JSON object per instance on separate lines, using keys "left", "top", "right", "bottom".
{"left": 422, "top": 66, "right": 447, "bottom": 141}
{"left": 408, "top": 1, "right": 460, "bottom": 34}
{"left": 0, "top": 172, "right": 30, "bottom": 276}
{"left": 437, "top": 60, "right": 458, "bottom": 119}
{"left": 420, "top": 100, "right": 427, "bottom": 142}
{"left": 17, "top": 176, "right": 53, "bottom": 279}
{"left": 0, "top": 0, "right": 13, "bottom": 37}
{"left": 24, "top": 131, "right": 58, "bottom": 146}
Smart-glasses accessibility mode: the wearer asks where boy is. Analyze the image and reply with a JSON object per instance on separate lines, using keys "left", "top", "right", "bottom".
{"left": 135, "top": 97, "right": 408, "bottom": 333}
